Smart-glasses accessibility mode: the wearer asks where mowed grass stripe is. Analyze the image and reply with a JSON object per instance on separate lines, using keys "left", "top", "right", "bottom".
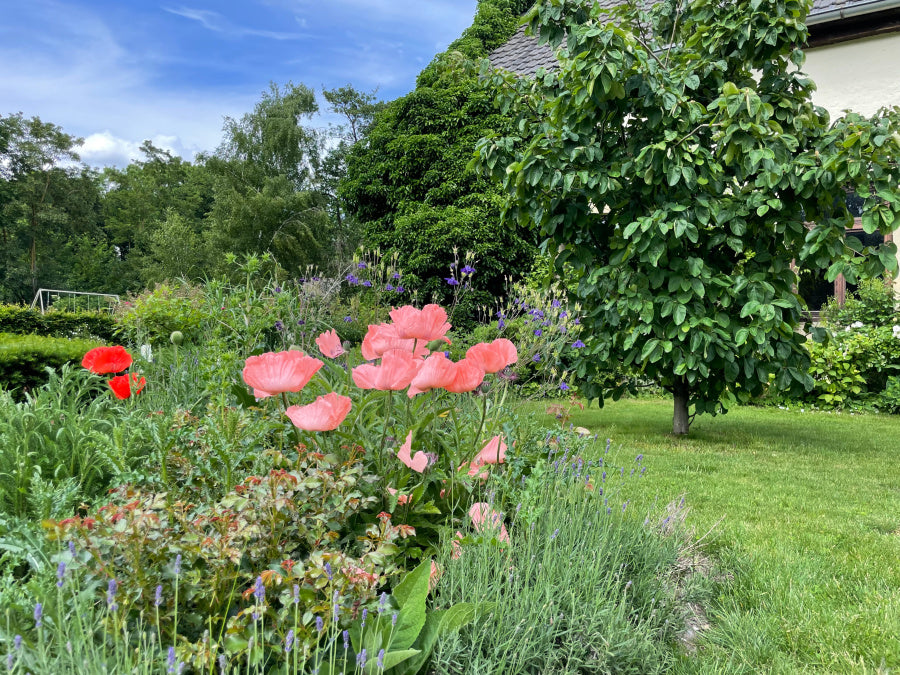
{"left": 524, "top": 398, "right": 900, "bottom": 673}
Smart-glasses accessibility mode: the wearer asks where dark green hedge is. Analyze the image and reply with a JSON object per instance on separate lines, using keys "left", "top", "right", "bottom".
{"left": 0, "top": 304, "right": 118, "bottom": 341}
{"left": 0, "top": 333, "right": 101, "bottom": 396}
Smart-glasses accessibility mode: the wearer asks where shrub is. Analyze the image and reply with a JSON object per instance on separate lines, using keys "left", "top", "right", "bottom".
{"left": 0, "top": 333, "right": 101, "bottom": 396}
{"left": 115, "top": 282, "right": 207, "bottom": 345}
{"left": 821, "top": 277, "right": 898, "bottom": 328}
{"left": 0, "top": 304, "right": 117, "bottom": 341}
{"left": 0, "top": 364, "right": 158, "bottom": 520}
{"left": 430, "top": 440, "right": 686, "bottom": 674}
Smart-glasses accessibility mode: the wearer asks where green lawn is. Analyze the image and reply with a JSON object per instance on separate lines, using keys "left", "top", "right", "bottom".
{"left": 528, "top": 398, "right": 900, "bottom": 674}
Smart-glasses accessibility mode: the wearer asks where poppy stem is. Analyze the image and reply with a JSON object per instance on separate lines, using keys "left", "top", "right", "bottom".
{"left": 473, "top": 392, "right": 489, "bottom": 459}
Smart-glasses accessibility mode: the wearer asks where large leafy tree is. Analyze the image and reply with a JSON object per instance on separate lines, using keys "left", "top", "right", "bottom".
{"left": 341, "top": 0, "right": 538, "bottom": 317}
{"left": 0, "top": 113, "right": 109, "bottom": 302}
{"left": 101, "top": 141, "right": 213, "bottom": 287}
{"left": 475, "top": 0, "right": 900, "bottom": 433}
{"left": 204, "top": 82, "right": 333, "bottom": 275}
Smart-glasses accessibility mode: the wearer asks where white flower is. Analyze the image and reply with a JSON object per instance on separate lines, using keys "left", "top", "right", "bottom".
{"left": 140, "top": 344, "right": 153, "bottom": 362}
{"left": 850, "top": 321, "right": 864, "bottom": 329}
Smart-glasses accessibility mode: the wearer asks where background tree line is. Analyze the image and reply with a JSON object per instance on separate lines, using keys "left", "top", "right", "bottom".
{"left": 0, "top": 0, "right": 539, "bottom": 308}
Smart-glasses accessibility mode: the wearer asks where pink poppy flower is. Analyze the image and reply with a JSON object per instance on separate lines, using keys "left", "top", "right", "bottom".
{"left": 468, "top": 502, "right": 510, "bottom": 543}
{"left": 361, "top": 323, "right": 429, "bottom": 361}
{"left": 315, "top": 329, "right": 346, "bottom": 359}
{"left": 451, "top": 531, "right": 464, "bottom": 559}
{"left": 242, "top": 351, "right": 323, "bottom": 399}
{"left": 466, "top": 339, "right": 518, "bottom": 373}
{"left": 397, "top": 431, "right": 428, "bottom": 473}
{"left": 407, "top": 352, "right": 456, "bottom": 397}
{"left": 285, "top": 392, "right": 352, "bottom": 431}
{"left": 386, "top": 487, "right": 410, "bottom": 506}
{"left": 472, "top": 435, "right": 507, "bottom": 467}
{"left": 444, "top": 358, "right": 485, "bottom": 393}
{"left": 389, "top": 304, "right": 451, "bottom": 341}
{"left": 352, "top": 349, "right": 422, "bottom": 391}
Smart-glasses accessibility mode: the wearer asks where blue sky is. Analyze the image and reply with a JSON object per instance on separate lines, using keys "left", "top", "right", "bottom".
{"left": 0, "top": 0, "right": 480, "bottom": 167}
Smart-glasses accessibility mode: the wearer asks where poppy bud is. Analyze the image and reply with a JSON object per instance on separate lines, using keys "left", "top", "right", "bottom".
{"left": 170, "top": 331, "right": 184, "bottom": 346}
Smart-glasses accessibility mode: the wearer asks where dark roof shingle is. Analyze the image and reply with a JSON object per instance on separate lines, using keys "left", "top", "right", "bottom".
{"left": 489, "top": 0, "right": 893, "bottom": 76}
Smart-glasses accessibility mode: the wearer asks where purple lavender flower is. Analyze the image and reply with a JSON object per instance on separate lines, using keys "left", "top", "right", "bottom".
{"left": 343, "top": 316, "right": 353, "bottom": 322}
{"left": 379, "top": 592, "right": 388, "bottom": 614}
{"left": 357, "top": 262, "right": 367, "bottom": 269}
{"left": 461, "top": 265, "right": 475, "bottom": 275}
{"left": 532, "top": 353, "right": 541, "bottom": 362}
{"left": 392, "top": 612, "right": 398, "bottom": 627}
{"left": 560, "top": 382, "right": 570, "bottom": 391}
{"left": 218, "top": 654, "right": 227, "bottom": 675}
{"left": 168, "top": 646, "right": 176, "bottom": 673}
{"left": 498, "top": 318, "right": 505, "bottom": 329}
{"left": 325, "top": 562, "right": 333, "bottom": 581}
{"left": 623, "top": 501, "right": 629, "bottom": 512}
{"left": 6, "top": 653, "right": 12, "bottom": 670}
{"left": 445, "top": 277, "right": 459, "bottom": 286}
{"left": 274, "top": 286, "right": 282, "bottom": 293}
{"left": 550, "top": 528, "right": 560, "bottom": 540}
{"left": 385, "top": 284, "right": 394, "bottom": 291}
{"left": 343, "top": 630, "right": 350, "bottom": 649}
{"left": 572, "top": 339, "right": 585, "bottom": 349}
{"left": 574, "top": 318, "right": 581, "bottom": 325}
{"left": 392, "top": 272, "right": 401, "bottom": 280}
{"left": 107, "top": 578, "right": 118, "bottom": 611}
{"left": 357, "top": 649, "right": 368, "bottom": 668}
{"left": 293, "top": 584, "right": 300, "bottom": 604}
{"left": 274, "top": 321, "right": 284, "bottom": 331}
{"left": 333, "top": 590, "right": 340, "bottom": 622}
{"left": 155, "top": 585, "right": 163, "bottom": 607}
{"left": 534, "top": 329, "right": 543, "bottom": 336}
{"left": 396, "top": 286, "right": 405, "bottom": 293}
{"left": 316, "top": 615, "right": 324, "bottom": 632}
{"left": 345, "top": 274, "right": 359, "bottom": 285}
{"left": 560, "top": 311, "right": 568, "bottom": 319}
{"left": 253, "top": 576, "right": 265, "bottom": 603}
{"left": 34, "top": 603, "right": 42, "bottom": 628}
{"left": 361, "top": 608, "right": 368, "bottom": 627}
{"left": 174, "top": 554, "right": 182, "bottom": 576}
{"left": 68, "top": 540, "right": 76, "bottom": 557}
{"left": 363, "top": 280, "right": 373, "bottom": 288}
{"left": 552, "top": 299, "right": 561, "bottom": 308}
{"left": 297, "top": 319, "right": 305, "bottom": 326}
{"left": 285, "top": 629, "right": 294, "bottom": 653}
{"left": 56, "top": 561, "right": 66, "bottom": 588}
{"left": 14, "top": 636, "right": 21, "bottom": 650}
{"left": 377, "top": 649, "right": 386, "bottom": 669}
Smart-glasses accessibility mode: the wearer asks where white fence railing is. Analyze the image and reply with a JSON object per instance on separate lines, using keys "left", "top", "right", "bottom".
{"left": 29, "top": 289, "right": 120, "bottom": 314}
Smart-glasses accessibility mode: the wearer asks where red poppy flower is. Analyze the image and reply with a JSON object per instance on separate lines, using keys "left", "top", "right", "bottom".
{"left": 108, "top": 373, "right": 146, "bottom": 399}
{"left": 82, "top": 346, "right": 133, "bottom": 374}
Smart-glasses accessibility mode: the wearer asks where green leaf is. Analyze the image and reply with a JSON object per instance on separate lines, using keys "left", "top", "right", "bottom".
{"left": 673, "top": 304, "right": 687, "bottom": 325}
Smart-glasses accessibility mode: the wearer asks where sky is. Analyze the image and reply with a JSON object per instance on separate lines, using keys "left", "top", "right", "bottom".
{"left": 0, "top": 0, "right": 480, "bottom": 167}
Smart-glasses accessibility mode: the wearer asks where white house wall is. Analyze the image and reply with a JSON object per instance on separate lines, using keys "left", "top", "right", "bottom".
{"left": 804, "top": 32, "right": 900, "bottom": 119}
{"left": 804, "top": 31, "right": 900, "bottom": 293}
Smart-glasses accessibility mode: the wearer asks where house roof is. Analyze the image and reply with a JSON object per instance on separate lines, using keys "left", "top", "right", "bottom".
{"left": 489, "top": 0, "right": 899, "bottom": 76}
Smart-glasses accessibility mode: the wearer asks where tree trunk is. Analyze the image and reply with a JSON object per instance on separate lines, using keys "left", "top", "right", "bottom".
{"left": 672, "top": 379, "right": 690, "bottom": 435}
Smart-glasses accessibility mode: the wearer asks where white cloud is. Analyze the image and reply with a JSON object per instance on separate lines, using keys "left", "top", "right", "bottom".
{"left": 77, "top": 132, "right": 189, "bottom": 168}
{"left": 163, "top": 6, "right": 311, "bottom": 41}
